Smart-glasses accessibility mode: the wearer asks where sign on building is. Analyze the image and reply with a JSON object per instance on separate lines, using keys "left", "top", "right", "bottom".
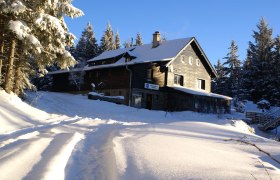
{"left": 144, "top": 83, "right": 159, "bottom": 90}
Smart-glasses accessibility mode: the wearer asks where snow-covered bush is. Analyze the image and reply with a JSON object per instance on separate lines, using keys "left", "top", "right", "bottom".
{"left": 257, "top": 99, "right": 270, "bottom": 111}
{"left": 233, "top": 98, "right": 245, "bottom": 113}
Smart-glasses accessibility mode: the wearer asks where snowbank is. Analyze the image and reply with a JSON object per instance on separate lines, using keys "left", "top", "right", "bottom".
{"left": 0, "top": 91, "right": 279, "bottom": 179}
{"left": 0, "top": 90, "right": 50, "bottom": 133}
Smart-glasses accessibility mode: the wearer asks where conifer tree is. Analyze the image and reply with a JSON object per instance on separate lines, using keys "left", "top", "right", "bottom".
{"left": 115, "top": 31, "right": 121, "bottom": 49}
{"left": 136, "top": 32, "right": 143, "bottom": 46}
{"left": 130, "top": 38, "right": 134, "bottom": 47}
{"left": 124, "top": 40, "right": 131, "bottom": 48}
{"left": 75, "top": 22, "right": 99, "bottom": 65}
{"left": 223, "top": 40, "right": 241, "bottom": 97}
{"left": 212, "top": 59, "right": 226, "bottom": 95}
{"left": 100, "top": 22, "right": 115, "bottom": 52}
{"left": 242, "top": 18, "right": 274, "bottom": 102}
{"left": 0, "top": 0, "right": 83, "bottom": 95}
{"left": 270, "top": 35, "right": 280, "bottom": 104}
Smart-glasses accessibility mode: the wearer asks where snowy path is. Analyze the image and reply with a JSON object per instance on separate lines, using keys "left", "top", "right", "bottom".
{"left": 0, "top": 91, "right": 280, "bottom": 179}
{"left": 0, "top": 115, "right": 87, "bottom": 180}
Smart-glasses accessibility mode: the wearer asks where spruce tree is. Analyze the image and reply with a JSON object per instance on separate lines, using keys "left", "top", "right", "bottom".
{"left": 100, "top": 22, "right": 115, "bottom": 52}
{"left": 124, "top": 40, "right": 131, "bottom": 48}
{"left": 130, "top": 37, "right": 134, "bottom": 47}
{"left": 136, "top": 32, "right": 143, "bottom": 46}
{"left": 243, "top": 18, "right": 274, "bottom": 102}
{"left": 223, "top": 40, "right": 241, "bottom": 97}
{"left": 115, "top": 31, "right": 121, "bottom": 49}
{"left": 0, "top": 0, "right": 83, "bottom": 95}
{"left": 212, "top": 59, "right": 226, "bottom": 95}
{"left": 75, "top": 22, "right": 99, "bottom": 65}
{"left": 270, "top": 35, "right": 280, "bottom": 105}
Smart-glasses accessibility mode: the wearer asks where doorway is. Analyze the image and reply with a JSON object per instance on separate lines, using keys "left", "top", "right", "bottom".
{"left": 146, "top": 94, "right": 153, "bottom": 110}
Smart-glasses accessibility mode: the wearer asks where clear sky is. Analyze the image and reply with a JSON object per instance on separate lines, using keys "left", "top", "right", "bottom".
{"left": 65, "top": 0, "right": 280, "bottom": 65}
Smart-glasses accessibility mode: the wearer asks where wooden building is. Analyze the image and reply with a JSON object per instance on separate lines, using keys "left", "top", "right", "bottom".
{"left": 50, "top": 31, "right": 232, "bottom": 113}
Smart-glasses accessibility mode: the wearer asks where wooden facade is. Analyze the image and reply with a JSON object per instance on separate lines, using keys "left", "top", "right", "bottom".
{"left": 51, "top": 36, "right": 231, "bottom": 113}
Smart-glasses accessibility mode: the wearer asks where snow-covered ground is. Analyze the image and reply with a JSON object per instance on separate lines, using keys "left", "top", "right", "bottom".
{"left": 0, "top": 91, "right": 279, "bottom": 180}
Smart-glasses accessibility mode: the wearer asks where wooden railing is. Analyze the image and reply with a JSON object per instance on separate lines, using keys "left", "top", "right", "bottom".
{"left": 246, "top": 108, "right": 280, "bottom": 131}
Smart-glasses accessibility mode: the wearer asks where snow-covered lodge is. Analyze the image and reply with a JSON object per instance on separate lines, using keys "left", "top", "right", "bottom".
{"left": 50, "top": 32, "right": 232, "bottom": 113}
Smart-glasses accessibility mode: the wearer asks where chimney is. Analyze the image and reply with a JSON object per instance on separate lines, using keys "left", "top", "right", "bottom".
{"left": 152, "top": 31, "right": 161, "bottom": 48}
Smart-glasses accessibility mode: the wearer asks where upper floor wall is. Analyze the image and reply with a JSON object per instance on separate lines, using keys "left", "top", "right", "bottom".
{"left": 167, "top": 42, "right": 211, "bottom": 92}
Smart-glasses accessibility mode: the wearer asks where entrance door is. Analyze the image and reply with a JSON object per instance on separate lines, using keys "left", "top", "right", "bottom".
{"left": 146, "top": 94, "right": 153, "bottom": 110}
{"left": 132, "top": 94, "right": 142, "bottom": 108}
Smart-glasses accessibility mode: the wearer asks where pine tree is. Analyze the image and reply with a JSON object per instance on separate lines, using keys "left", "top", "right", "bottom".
{"left": 124, "top": 40, "right": 131, "bottom": 48}
{"left": 75, "top": 22, "right": 99, "bottom": 65}
{"left": 270, "top": 35, "right": 280, "bottom": 105}
{"left": 100, "top": 22, "right": 115, "bottom": 52}
{"left": 223, "top": 40, "right": 241, "bottom": 97}
{"left": 212, "top": 59, "right": 227, "bottom": 95}
{"left": 242, "top": 18, "right": 274, "bottom": 102}
{"left": 0, "top": 0, "right": 83, "bottom": 95}
{"left": 115, "top": 31, "right": 121, "bottom": 49}
{"left": 136, "top": 32, "right": 143, "bottom": 46}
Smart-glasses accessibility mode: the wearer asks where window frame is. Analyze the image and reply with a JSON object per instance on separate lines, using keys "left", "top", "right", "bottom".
{"left": 174, "top": 74, "right": 184, "bottom": 86}
{"left": 196, "top": 58, "right": 200, "bottom": 66}
{"left": 189, "top": 56, "right": 193, "bottom": 65}
{"left": 197, "top": 79, "right": 206, "bottom": 90}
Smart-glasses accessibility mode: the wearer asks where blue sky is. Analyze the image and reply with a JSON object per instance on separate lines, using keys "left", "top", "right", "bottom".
{"left": 66, "top": 0, "right": 280, "bottom": 65}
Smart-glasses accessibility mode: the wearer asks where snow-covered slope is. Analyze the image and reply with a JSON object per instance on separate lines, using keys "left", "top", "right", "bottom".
{"left": 0, "top": 91, "right": 51, "bottom": 133}
{"left": 0, "top": 91, "right": 279, "bottom": 180}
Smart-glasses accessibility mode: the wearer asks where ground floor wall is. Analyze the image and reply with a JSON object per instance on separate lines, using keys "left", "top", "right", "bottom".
{"left": 166, "top": 88, "right": 231, "bottom": 113}
{"left": 131, "top": 88, "right": 167, "bottom": 110}
{"left": 51, "top": 72, "right": 230, "bottom": 113}
{"left": 128, "top": 88, "right": 230, "bottom": 113}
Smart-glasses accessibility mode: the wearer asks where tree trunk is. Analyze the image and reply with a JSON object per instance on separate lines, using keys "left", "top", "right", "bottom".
{"left": 0, "top": 34, "right": 3, "bottom": 84}
{"left": 13, "top": 59, "right": 21, "bottom": 95}
{"left": 0, "top": 18, "right": 4, "bottom": 85}
{"left": 4, "top": 38, "right": 16, "bottom": 93}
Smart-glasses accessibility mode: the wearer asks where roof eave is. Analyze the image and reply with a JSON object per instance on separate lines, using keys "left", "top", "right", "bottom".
{"left": 192, "top": 38, "right": 218, "bottom": 78}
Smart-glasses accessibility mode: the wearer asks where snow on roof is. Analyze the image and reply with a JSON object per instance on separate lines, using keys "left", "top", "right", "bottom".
{"left": 172, "top": 86, "right": 232, "bottom": 100}
{"left": 88, "top": 38, "right": 193, "bottom": 64}
{"left": 49, "top": 38, "right": 195, "bottom": 74}
{"left": 88, "top": 47, "right": 135, "bottom": 62}
{"left": 48, "top": 67, "right": 84, "bottom": 75}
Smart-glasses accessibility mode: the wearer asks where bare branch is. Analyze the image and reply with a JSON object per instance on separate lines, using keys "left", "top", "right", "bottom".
{"left": 257, "top": 159, "right": 272, "bottom": 180}
{"left": 224, "top": 138, "right": 280, "bottom": 165}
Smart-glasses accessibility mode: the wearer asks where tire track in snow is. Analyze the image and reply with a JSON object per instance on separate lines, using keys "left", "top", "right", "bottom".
{"left": 0, "top": 137, "right": 52, "bottom": 180}
{"left": 23, "top": 132, "right": 84, "bottom": 180}
{"left": 65, "top": 124, "right": 123, "bottom": 180}
{"left": 0, "top": 115, "right": 92, "bottom": 180}
{"left": 0, "top": 116, "right": 82, "bottom": 149}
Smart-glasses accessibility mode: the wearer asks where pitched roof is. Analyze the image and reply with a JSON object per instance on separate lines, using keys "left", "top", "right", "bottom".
{"left": 49, "top": 37, "right": 217, "bottom": 77}
{"left": 88, "top": 38, "right": 193, "bottom": 63}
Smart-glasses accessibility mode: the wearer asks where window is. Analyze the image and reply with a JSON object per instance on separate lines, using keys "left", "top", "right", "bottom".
{"left": 197, "top": 79, "right": 206, "bottom": 90}
{"left": 156, "top": 95, "right": 159, "bottom": 100}
{"left": 169, "top": 64, "right": 174, "bottom": 72}
{"left": 174, "top": 74, "right": 184, "bottom": 86}
{"left": 196, "top": 59, "right": 200, "bottom": 66}
{"left": 181, "top": 55, "right": 185, "bottom": 64}
{"left": 125, "top": 57, "right": 131, "bottom": 62}
{"left": 189, "top": 56, "right": 193, "bottom": 65}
